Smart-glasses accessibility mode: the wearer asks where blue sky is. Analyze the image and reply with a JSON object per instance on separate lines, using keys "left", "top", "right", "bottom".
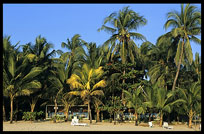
{"left": 3, "top": 4, "right": 201, "bottom": 58}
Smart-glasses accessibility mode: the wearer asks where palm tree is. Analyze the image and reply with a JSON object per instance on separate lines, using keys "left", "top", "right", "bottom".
{"left": 93, "top": 96, "right": 104, "bottom": 123}
{"left": 67, "top": 63, "right": 106, "bottom": 123}
{"left": 155, "top": 87, "right": 185, "bottom": 127}
{"left": 21, "top": 35, "right": 62, "bottom": 113}
{"left": 61, "top": 93, "right": 78, "bottom": 122}
{"left": 3, "top": 36, "right": 43, "bottom": 123}
{"left": 140, "top": 81, "right": 156, "bottom": 122}
{"left": 85, "top": 42, "right": 104, "bottom": 68}
{"left": 44, "top": 52, "right": 78, "bottom": 123}
{"left": 192, "top": 52, "right": 201, "bottom": 82}
{"left": 98, "top": 6, "right": 147, "bottom": 100}
{"left": 123, "top": 85, "right": 146, "bottom": 126}
{"left": 164, "top": 4, "right": 201, "bottom": 91}
{"left": 176, "top": 82, "right": 201, "bottom": 128}
{"left": 61, "top": 34, "right": 86, "bottom": 72}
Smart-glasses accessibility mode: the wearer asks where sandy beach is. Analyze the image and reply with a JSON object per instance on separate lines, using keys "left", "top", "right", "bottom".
{"left": 3, "top": 120, "right": 201, "bottom": 131}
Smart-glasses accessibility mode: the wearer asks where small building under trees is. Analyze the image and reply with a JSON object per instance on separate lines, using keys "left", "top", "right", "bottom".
{"left": 45, "top": 105, "right": 88, "bottom": 119}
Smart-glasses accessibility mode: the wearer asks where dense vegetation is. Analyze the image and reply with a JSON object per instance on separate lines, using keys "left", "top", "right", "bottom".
{"left": 3, "top": 4, "right": 201, "bottom": 128}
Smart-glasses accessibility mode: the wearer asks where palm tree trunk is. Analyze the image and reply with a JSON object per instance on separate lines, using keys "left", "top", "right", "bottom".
{"left": 3, "top": 100, "right": 7, "bottom": 122}
{"left": 172, "top": 38, "right": 184, "bottom": 91}
{"left": 65, "top": 105, "right": 69, "bottom": 122}
{"left": 10, "top": 96, "right": 14, "bottom": 124}
{"left": 121, "top": 40, "right": 126, "bottom": 104}
{"left": 122, "top": 70, "right": 125, "bottom": 103}
{"left": 88, "top": 101, "right": 92, "bottom": 123}
{"left": 189, "top": 108, "right": 193, "bottom": 128}
{"left": 114, "top": 112, "right": 116, "bottom": 125}
{"left": 96, "top": 110, "right": 100, "bottom": 122}
{"left": 30, "top": 97, "right": 38, "bottom": 112}
{"left": 159, "top": 111, "right": 163, "bottom": 127}
{"left": 135, "top": 112, "right": 138, "bottom": 126}
{"left": 53, "top": 99, "right": 57, "bottom": 123}
{"left": 149, "top": 112, "right": 151, "bottom": 122}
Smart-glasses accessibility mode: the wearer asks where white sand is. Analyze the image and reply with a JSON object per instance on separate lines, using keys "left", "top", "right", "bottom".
{"left": 3, "top": 120, "right": 200, "bottom": 131}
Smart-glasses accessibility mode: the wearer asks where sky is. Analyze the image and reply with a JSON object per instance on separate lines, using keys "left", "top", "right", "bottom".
{"left": 3, "top": 4, "right": 201, "bottom": 59}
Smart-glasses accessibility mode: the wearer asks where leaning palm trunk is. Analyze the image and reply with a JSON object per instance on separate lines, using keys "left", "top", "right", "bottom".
{"left": 10, "top": 96, "right": 14, "bottom": 124}
{"left": 172, "top": 39, "right": 184, "bottom": 91}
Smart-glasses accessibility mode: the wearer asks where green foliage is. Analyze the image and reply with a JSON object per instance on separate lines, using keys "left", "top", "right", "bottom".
{"left": 3, "top": 4, "right": 201, "bottom": 125}
{"left": 22, "top": 111, "right": 44, "bottom": 121}
{"left": 22, "top": 112, "right": 36, "bottom": 121}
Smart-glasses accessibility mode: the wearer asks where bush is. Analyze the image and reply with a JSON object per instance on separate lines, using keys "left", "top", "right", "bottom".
{"left": 22, "top": 112, "right": 36, "bottom": 121}
{"left": 52, "top": 115, "right": 65, "bottom": 121}
{"left": 36, "top": 111, "right": 44, "bottom": 120}
{"left": 22, "top": 111, "right": 44, "bottom": 121}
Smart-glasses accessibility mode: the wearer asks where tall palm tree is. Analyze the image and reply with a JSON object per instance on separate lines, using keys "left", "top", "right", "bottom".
{"left": 98, "top": 6, "right": 147, "bottom": 100}
{"left": 61, "top": 34, "right": 86, "bottom": 72}
{"left": 67, "top": 63, "right": 106, "bottom": 123}
{"left": 21, "top": 35, "right": 62, "bottom": 113}
{"left": 3, "top": 36, "right": 43, "bottom": 123}
{"left": 123, "top": 85, "right": 146, "bottom": 126}
{"left": 164, "top": 4, "right": 201, "bottom": 91}
{"left": 176, "top": 82, "right": 201, "bottom": 128}
{"left": 85, "top": 42, "right": 104, "bottom": 68}
{"left": 44, "top": 51, "right": 80, "bottom": 123}
{"left": 192, "top": 52, "right": 201, "bottom": 82}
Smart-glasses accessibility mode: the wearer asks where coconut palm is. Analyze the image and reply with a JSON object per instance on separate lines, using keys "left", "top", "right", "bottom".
{"left": 176, "top": 81, "right": 201, "bottom": 128}
{"left": 123, "top": 85, "right": 146, "bottom": 126}
{"left": 140, "top": 81, "right": 157, "bottom": 122}
{"left": 61, "top": 93, "right": 78, "bottom": 122}
{"left": 192, "top": 52, "right": 201, "bottom": 82}
{"left": 21, "top": 35, "right": 62, "bottom": 113}
{"left": 3, "top": 36, "right": 43, "bottom": 123}
{"left": 93, "top": 96, "right": 104, "bottom": 123}
{"left": 85, "top": 42, "right": 104, "bottom": 68}
{"left": 61, "top": 34, "right": 86, "bottom": 73}
{"left": 98, "top": 6, "right": 147, "bottom": 100}
{"left": 155, "top": 87, "right": 185, "bottom": 127}
{"left": 164, "top": 4, "right": 201, "bottom": 91}
{"left": 67, "top": 63, "right": 106, "bottom": 123}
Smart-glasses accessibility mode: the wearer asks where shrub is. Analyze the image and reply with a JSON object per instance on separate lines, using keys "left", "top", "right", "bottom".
{"left": 36, "top": 111, "right": 44, "bottom": 120}
{"left": 22, "top": 112, "right": 36, "bottom": 121}
{"left": 22, "top": 111, "right": 44, "bottom": 121}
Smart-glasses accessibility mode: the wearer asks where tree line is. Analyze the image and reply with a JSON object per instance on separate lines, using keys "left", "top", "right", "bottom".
{"left": 3, "top": 4, "right": 201, "bottom": 128}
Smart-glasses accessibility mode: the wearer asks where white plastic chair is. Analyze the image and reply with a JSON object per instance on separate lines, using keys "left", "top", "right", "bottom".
{"left": 162, "top": 122, "right": 173, "bottom": 129}
{"left": 71, "top": 117, "right": 88, "bottom": 126}
{"left": 148, "top": 121, "right": 153, "bottom": 127}
{"left": 148, "top": 121, "right": 153, "bottom": 128}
